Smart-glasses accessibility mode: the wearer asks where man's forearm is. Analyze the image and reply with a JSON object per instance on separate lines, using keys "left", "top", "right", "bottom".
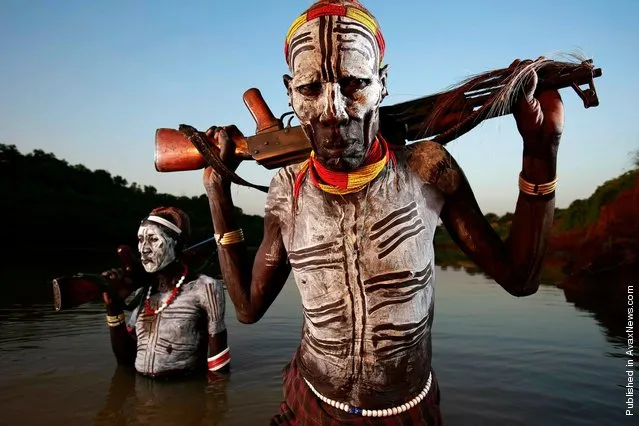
{"left": 207, "top": 182, "right": 255, "bottom": 322}
{"left": 505, "top": 148, "right": 558, "bottom": 295}
{"left": 105, "top": 305, "right": 136, "bottom": 365}
{"left": 207, "top": 330, "right": 230, "bottom": 374}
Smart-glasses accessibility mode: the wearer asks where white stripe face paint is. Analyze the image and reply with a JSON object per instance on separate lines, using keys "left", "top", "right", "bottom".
{"left": 137, "top": 223, "right": 177, "bottom": 273}
{"left": 285, "top": 15, "right": 387, "bottom": 171}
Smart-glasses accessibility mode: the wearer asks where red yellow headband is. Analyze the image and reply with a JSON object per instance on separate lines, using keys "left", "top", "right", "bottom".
{"left": 284, "top": 2, "right": 386, "bottom": 68}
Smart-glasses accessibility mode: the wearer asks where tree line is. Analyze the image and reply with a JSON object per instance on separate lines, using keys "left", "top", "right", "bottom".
{"left": 0, "top": 144, "right": 263, "bottom": 265}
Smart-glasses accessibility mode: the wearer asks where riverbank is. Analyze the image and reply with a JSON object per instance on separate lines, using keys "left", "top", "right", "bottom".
{"left": 435, "top": 166, "right": 639, "bottom": 289}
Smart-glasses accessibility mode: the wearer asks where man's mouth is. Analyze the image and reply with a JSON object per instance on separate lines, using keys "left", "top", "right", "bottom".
{"left": 324, "top": 147, "right": 347, "bottom": 157}
{"left": 321, "top": 139, "right": 359, "bottom": 154}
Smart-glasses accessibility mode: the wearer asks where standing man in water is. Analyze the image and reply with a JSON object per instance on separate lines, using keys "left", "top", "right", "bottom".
{"left": 102, "top": 206, "right": 230, "bottom": 379}
{"left": 203, "top": 0, "right": 563, "bottom": 423}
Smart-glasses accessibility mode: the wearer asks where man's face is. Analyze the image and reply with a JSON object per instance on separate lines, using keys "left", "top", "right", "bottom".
{"left": 284, "top": 16, "right": 387, "bottom": 171}
{"left": 137, "top": 223, "right": 177, "bottom": 273}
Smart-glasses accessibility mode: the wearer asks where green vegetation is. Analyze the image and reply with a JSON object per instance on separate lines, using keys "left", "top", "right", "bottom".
{"left": 0, "top": 144, "right": 263, "bottom": 267}
{"left": 555, "top": 168, "right": 638, "bottom": 231}
{"left": 554, "top": 148, "right": 638, "bottom": 231}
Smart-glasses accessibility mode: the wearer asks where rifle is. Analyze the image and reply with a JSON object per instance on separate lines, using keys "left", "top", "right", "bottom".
{"left": 154, "top": 57, "right": 602, "bottom": 191}
{"left": 51, "top": 237, "right": 216, "bottom": 311}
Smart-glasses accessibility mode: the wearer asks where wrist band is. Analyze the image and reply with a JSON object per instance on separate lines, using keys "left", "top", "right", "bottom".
{"left": 106, "top": 313, "right": 126, "bottom": 328}
{"left": 518, "top": 173, "right": 558, "bottom": 196}
{"left": 214, "top": 229, "right": 244, "bottom": 246}
{"left": 207, "top": 347, "right": 231, "bottom": 371}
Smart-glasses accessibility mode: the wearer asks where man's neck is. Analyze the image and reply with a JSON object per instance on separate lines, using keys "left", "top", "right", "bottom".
{"left": 154, "top": 261, "right": 183, "bottom": 293}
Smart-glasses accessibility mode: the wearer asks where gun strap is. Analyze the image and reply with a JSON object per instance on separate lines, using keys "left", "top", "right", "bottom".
{"left": 179, "top": 124, "right": 269, "bottom": 193}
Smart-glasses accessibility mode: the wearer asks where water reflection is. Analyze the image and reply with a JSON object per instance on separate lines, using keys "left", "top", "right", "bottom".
{"left": 441, "top": 256, "right": 637, "bottom": 358}
{"left": 560, "top": 265, "right": 637, "bottom": 366}
{"left": 94, "top": 367, "right": 230, "bottom": 425}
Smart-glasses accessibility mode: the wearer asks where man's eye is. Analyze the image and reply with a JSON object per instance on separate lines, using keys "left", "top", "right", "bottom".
{"left": 340, "top": 77, "right": 371, "bottom": 95}
{"left": 297, "top": 82, "right": 322, "bottom": 96}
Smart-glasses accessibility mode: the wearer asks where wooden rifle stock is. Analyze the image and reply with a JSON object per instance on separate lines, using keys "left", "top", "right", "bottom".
{"left": 154, "top": 89, "right": 302, "bottom": 172}
{"left": 51, "top": 237, "right": 216, "bottom": 311}
{"left": 154, "top": 58, "right": 602, "bottom": 173}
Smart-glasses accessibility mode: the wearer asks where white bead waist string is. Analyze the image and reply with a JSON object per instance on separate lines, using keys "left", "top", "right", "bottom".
{"left": 304, "top": 371, "right": 433, "bottom": 417}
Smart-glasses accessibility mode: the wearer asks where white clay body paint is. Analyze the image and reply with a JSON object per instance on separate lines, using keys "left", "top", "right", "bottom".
{"left": 267, "top": 156, "right": 444, "bottom": 408}
{"left": 137, "top": 223, "right": 177, "bottom": 273}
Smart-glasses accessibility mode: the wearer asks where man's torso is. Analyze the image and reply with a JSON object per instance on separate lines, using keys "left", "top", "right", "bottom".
{"left": 268, "top": 146, "right": 445, "bottom": 408}
{"left": 130, "top": 275, "right": 224, "bottom": 376}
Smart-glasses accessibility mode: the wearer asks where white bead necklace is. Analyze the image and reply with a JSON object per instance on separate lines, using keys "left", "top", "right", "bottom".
{"left": 144, "top": 273, "right": 187, "bottom": 315}
{"left": 304, "top": 371, "right": 432, "bottom": 417}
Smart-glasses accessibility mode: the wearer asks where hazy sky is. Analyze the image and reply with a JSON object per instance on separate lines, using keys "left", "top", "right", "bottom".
{"left": 1, "top": 0, "right": 637, "bottom": 216}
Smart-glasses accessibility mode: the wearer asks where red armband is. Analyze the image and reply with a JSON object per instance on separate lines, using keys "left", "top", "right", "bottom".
{"left": 207, "top": 347, "right": 230, "bottom": 371}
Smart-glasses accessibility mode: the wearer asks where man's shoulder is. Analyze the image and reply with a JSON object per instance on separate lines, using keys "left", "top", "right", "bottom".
{"left": 185, "top": 274, "right": 225, "bottom": 293}
{"left": 272, "top": 163, "right": 303, "bottom": 187}
{"left": 266, "top": 163, "right": 304, "bottom": 211}
{"left": 404, "top": 140, "right": 449, "bottom": 165}
{"left": 404, "top": 141, "right": 462, "bottom": 194}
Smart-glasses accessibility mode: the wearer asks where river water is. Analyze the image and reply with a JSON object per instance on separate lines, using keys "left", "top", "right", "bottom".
{"left": 0, "top": 265, "right": 635, "bottom": 425}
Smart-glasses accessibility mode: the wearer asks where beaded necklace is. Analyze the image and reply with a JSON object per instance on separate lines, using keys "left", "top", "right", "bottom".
{"left": 143, "top": 264, "right": 188, "bottom": 315}
{"left": 293, "top": 134, "right": 395, "bottom": 200}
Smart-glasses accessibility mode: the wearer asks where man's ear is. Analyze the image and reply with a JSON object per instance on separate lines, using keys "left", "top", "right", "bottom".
{"left": 379, "top": 64, "right": 389, "bottom": 101}
{"left": 283, "top": 74, "right": 293, "bottom": 106}
{"left": 283, "top": 74, "right": 293, "bottom": 93}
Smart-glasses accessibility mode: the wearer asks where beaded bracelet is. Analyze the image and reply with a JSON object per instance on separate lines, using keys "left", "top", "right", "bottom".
{"left": 214, "top": 229, "right": 245, "bottom": 246}
{"left": 518, "top": 173, "right": 558, "bottom": 196}
{"left": 106, "top": 313, "right": 126, "bottom": 328}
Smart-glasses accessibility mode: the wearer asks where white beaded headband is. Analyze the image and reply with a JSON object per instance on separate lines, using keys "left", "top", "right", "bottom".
{"left": 143, "top": 215, "right": 182, "bottom": 235}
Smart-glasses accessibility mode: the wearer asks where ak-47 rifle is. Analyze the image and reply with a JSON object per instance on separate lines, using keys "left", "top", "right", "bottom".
{"left": 154, "top": 57, "right": 602, "bottom": 192}
{"left": 51, "top": 237, "right": 216, "bottom": 311}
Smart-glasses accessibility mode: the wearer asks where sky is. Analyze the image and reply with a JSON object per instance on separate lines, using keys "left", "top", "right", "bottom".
{"left": 1, "top": 0, "right": 637, "bottom": 216}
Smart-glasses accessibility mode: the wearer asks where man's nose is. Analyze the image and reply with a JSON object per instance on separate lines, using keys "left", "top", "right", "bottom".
{"left": 319, "top": 83, "right": 348, "bottom": 126}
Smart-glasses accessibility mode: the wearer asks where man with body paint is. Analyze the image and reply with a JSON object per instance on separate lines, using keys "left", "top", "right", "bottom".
{"left": 203, "top": 0, "right": 564, "bottom": 423}
{"left": 102, "top": 206, "right": 230, "bottom": 379}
